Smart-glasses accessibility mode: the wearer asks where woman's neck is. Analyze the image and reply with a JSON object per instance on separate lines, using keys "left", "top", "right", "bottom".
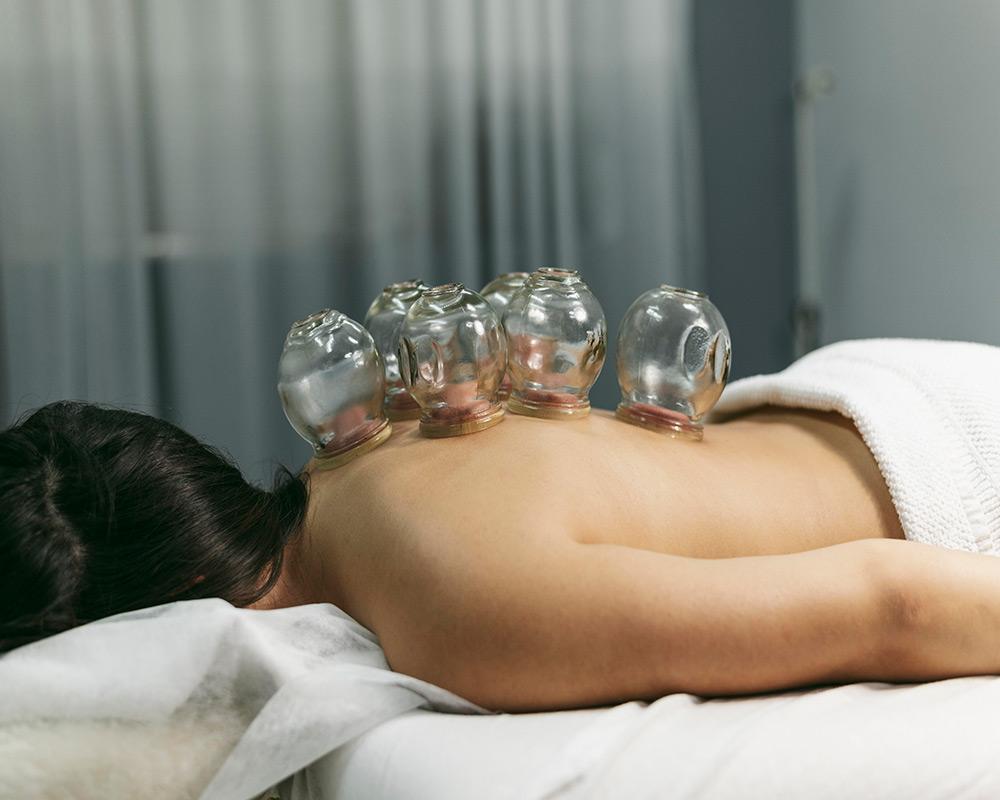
{"left": 248, "top": 535, "right": 321, "bottom": 610}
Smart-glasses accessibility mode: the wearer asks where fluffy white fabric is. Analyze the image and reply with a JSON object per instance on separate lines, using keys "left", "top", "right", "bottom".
{"left": 0, "top": 601, "right": 481, "bottom": 800}
{"left": 713, "top": 338, "right": 1000, "bottom": 554}
{"left": 0, "top": 715, "right": 245, "bottom": 800}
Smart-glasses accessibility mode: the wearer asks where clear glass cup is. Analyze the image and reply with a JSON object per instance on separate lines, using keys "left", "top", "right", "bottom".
{"left": 615, "top": 285, "right": 731, "bottom": 440}
{"left": 502, "top": 267, "right": 607, "bottom": 419}
{"left": 397, "top": 283, "right": 507, "bottom": 438}
{"left": 277, "top": 309, "right": 392, "bottom": 467}
{"left": 364, "top": 279, "right": 428, "bottom": 420}
{"left": 481, "top": 272, "right": 530, "bottom": 317}
{"left": 480, "top": 272, "right": 530, "bottom": 400}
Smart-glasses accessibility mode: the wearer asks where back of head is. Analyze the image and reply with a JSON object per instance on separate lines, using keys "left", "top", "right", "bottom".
{"left": 0, "top": 401, "right": 308, "bottom": 651}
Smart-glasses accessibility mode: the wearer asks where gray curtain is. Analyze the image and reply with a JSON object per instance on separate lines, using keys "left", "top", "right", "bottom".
{"left": 0, "top": 0, "right": 701, "bottom": 481}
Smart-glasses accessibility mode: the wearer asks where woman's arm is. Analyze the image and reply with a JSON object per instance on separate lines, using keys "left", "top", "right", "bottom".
{"left": 373, "top": 536, "right": 1000, "bottom": 711}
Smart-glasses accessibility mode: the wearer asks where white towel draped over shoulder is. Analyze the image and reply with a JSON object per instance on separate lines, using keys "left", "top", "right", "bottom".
{"left": 713, "top": 338, "right": 1000, "bottom": 554}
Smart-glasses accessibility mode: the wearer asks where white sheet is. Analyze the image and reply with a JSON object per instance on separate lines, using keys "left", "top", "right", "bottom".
{"left": 5, "top": 600, "right": 1000, "bottom": 799}
{"left": 0, "top": 600, "right": 481, "bottom": 800}
{"left": 307, "top": 677, "right": 1000, "bottom": 799}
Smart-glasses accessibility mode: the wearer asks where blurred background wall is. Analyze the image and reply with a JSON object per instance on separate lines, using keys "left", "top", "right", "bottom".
{"left": 797, "top": 0, "right": 1000, "bottom": 346}
{"left": 0, "top": 0, "right": 997, "bottom": 482}
{"left": 694, "top": 0, "right": 796, "bottom": 376}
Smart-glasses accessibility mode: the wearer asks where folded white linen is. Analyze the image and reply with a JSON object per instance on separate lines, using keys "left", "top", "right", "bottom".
{"left": 713, "top": 338, "right": 1000, "bottom": 554}
{"left": 0, "top": 599, "right": 481, "bottom": 800}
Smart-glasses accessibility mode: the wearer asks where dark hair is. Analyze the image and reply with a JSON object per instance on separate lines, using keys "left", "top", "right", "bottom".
{"left": 0, "top": 401, "right": 308, "bottom": 651}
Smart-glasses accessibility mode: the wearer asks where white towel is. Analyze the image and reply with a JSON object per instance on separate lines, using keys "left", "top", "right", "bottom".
{"left": 713, "top": 338, "right": 1000, "bottom": 554}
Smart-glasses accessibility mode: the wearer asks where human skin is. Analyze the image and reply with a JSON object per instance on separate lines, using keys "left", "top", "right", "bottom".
{"left": 258, "top": 408, "right": 1000, "bottom": 711}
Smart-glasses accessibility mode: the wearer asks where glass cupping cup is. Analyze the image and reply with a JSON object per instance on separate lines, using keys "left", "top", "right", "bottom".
{"left": 615, "top": 285, "right": 731, "bottom": 440}
{"left": 502, "top": 268, "right": 607, "bottom": 419}
{"left": 364, "top": 279, "right": 428, "bottom": 420}
{"left": 480, "top": 272, "right": 529, "bottom": 401}
{"left": 277, "top": 309, "right": 391, "bottom": 467}
{"left": 397, "top": 283, "right": 507, "bottom": 438}
{"left": 481, "top": 272, "right": 530, "bottom": 317}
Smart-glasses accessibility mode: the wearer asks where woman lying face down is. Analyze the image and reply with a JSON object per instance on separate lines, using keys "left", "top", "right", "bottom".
{"left": 4, "top": 399, "right": 1000, "bottom": 711}
{"left": 0, "top": 402, "right": 306, "bottom": 650}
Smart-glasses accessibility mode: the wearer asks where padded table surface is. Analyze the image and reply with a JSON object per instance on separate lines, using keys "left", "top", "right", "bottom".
{"left": 307, "top": 676, "right": 1000, "bottom": 799}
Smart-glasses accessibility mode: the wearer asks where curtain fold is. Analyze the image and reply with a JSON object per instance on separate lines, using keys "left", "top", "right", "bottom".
{"left": 0, "top": 0, "right": 701, "bottom": 481}
{"left": 0, "top": 0, "right": 157, "bottom": 414}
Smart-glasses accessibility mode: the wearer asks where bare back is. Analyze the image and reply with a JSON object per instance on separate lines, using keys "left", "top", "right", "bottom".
{"left": 254, "top": 408, "right": 1000, "bottom": 712}
{"left": 291, "top": 408, "right": 903, "bottom": 631}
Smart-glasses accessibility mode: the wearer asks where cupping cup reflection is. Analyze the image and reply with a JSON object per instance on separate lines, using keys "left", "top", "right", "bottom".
{"left": 615, "top": 285, "right": 731, "bottom": 440}
{"left": 502, "top": 267, "right": 607, "bottom": 419}
{"left": 397, "top": 283, "right": 507, "bottom": 438}
{"left": 480, "top": 272, "right": 529, "bottom": 400}
{"left": 277, "top": 309, "right": 391, "bottom": 467}
{"left": 364, "top": 279, "right": 428, "bottom": 420}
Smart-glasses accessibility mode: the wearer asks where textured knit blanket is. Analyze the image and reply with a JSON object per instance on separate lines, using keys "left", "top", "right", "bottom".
{"left": 714, "top": 338, "right": 1000, "bottom": 554}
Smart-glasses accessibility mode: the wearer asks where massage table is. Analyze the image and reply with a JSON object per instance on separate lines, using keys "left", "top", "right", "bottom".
{"left": 308, "top": 677, "right": 1000, "bottom": 798}
{"left": 2, "top": 598, "right": 999, "bottom": 798}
